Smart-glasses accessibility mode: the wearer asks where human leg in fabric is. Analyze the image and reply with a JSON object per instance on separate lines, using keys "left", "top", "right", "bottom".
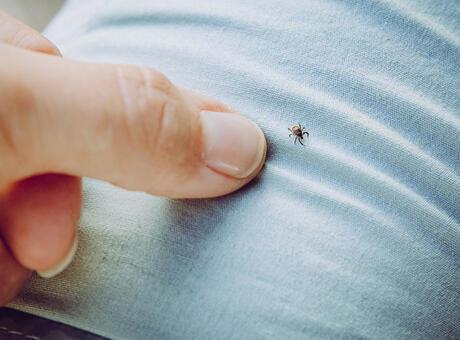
{"left": 9, "top": 1, "right": 460, "bottom": 339}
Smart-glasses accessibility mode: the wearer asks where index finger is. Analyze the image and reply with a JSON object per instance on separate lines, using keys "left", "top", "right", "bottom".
{"left": 0, "top": 10, "right": 60, "bottom": 55}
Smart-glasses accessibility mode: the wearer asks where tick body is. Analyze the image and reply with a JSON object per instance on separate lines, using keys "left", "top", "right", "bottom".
{"left": 288, "top": 123, "right": 309, "bottom": 145}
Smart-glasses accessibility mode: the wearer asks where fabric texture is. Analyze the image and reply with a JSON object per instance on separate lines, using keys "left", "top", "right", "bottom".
{"left": 9, "top": 0, "right": 460, "bottom": 339}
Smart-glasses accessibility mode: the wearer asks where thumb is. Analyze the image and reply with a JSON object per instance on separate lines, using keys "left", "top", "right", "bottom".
{"left": 0, "top": 43, "right": 267, "bottom": 198}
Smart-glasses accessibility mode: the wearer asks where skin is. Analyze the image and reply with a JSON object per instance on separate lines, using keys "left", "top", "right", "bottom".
{"left": 0, "top": 12, "right": 266, "bottom": 305}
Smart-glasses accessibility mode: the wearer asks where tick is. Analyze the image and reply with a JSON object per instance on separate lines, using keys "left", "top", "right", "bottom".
{"left": 288, "top": 123, "right": 309, "bottom": 145}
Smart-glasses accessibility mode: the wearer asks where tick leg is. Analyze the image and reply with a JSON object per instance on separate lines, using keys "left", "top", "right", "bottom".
{"left": 288, "top": 128, "right": 292, "bottom": 132}
{"left": 289, "top": 134, "right": 293, "bottom": 137}
{"left": 298, "top": 123, "right": 302, "bottom": 129}
{"left": 303, "top": 131, "right": 309, "bottom": 138}
{"left": 294, "top": 137, "right": 297, "bottom": 144}
{"left": 299, "top": 138, "right": 304, "bottom": 146}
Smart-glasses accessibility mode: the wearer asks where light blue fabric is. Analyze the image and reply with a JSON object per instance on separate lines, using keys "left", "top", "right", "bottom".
{"left": 10, "top": 1, "right": 460, "bottom": 339}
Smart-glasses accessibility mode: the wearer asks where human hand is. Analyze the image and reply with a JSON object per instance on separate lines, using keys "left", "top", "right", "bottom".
{"left": 0, "top": 12, "right": 266, "bottom": 305}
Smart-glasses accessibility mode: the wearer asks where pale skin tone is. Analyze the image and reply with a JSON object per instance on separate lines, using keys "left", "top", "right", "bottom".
{"left": 0, "top": 12, "right": 266, "bottom": 305}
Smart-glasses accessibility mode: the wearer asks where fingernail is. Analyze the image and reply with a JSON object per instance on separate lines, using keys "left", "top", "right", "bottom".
{"left": 37, "top": 235, "right": 78, "bottom": 279}
{"left": 200, "top": 111, "right": 266, "bottom": 179}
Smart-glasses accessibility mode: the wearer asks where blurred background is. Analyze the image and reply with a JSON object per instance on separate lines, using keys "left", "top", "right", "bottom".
{"left": 0, "top": 0, "right": 63, "bottom": 31}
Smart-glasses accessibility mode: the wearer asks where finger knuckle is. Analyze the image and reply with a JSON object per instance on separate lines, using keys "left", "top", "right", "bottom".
{"left": 114, "top": 68, "right": 201, "bottom": 186}
{"left": 115, "top": 65, "right": 185, "bottom": 162}
{"left": 148, "top": 69, "right": 174, "bottom": 95}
